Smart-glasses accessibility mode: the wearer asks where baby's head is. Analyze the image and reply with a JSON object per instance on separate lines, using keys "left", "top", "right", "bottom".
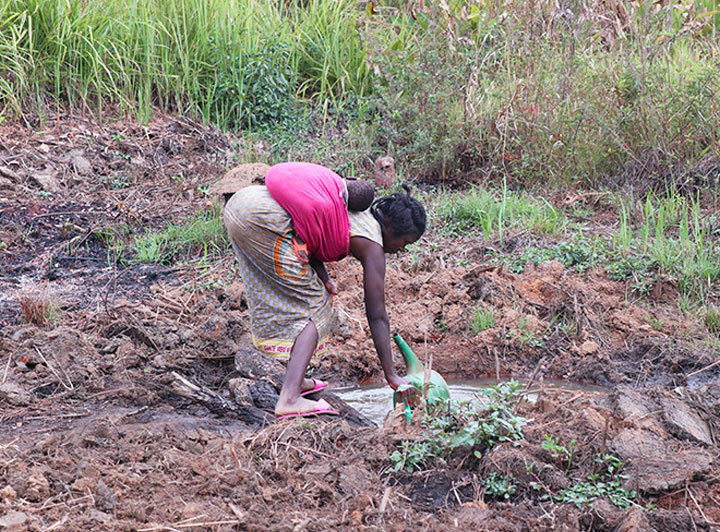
{"left": 346, "top": 179, "right": 375, "bottom": 211}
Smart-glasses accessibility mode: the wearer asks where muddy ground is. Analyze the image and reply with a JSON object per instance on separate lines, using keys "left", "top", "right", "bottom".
{"left": 0, "top": 111, "right": 719, "bottom": 531}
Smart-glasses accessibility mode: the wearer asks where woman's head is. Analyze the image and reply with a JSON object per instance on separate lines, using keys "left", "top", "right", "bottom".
{"left": 371, "top": 185, "right": 426, "bottom": 252}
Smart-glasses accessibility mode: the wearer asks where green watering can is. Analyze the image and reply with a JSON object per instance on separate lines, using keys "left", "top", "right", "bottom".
{"left": 392, "top": 332, "right": 450, "bottom": 421}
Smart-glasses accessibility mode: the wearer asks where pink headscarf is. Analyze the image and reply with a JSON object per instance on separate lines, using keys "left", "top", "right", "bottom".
{"left": 265, "top": 162, "right": 350, "bottom": 263}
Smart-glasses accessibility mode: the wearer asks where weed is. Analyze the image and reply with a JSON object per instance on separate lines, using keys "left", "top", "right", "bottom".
{"left": 483, "top": 472, "right": 517, "bottom": 500}
{"left": 100, "top": 173, "right": 130, "bottom": 190}
{"left": 471, "top": 305, "right": 495, "bottom": 334}
{"left": 388, "top": 380, "right": 526, "bottom": 473}
{"left": 534, "top": 453, "right": 636, "bottom": 509}
{"left": 542, "top": 435, "right": 575, "bottom": 473}
{"left": 18, "top": 291, "right": 61, "bottom": 326}
{"left": 704, "top": 306, "right": 720, "bottom": 335}
{"left": 132, "top": 206, "right": 228, "bottom": 264}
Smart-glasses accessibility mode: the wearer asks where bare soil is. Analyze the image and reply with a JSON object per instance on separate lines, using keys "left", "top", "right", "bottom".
{"left": 0, "top": 111, "right": 718, "bottom": 531}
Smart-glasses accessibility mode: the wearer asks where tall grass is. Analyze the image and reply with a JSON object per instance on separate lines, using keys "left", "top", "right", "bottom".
{"left": 0, "top": 0, "right": 372, "bottom": 127}
{"left": 1, "top": 0, "right": 719, "bottom": 189}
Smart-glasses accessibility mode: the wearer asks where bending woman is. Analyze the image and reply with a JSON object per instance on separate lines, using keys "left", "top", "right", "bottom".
{"left": 223, "top": 166, "right": 426, "bottom": 418}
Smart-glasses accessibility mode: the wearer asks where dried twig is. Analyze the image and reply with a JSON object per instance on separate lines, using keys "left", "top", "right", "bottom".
{"left": 2, "top": 353, "right": 11, "bottom": 383}
{"left": 34, "top": 346, "right": 73, "bottom": 390}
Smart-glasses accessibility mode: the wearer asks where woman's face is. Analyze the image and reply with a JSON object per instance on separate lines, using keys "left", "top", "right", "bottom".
{"left": 382, "top": 226, "right": 420, "bottom": 253}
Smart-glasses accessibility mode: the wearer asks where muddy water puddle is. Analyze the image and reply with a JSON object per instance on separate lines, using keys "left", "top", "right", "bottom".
{"left": 334, "top": 379, "right": 607, "bottom": 426}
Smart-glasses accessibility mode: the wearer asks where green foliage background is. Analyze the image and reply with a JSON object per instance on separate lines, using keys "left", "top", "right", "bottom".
{"left": 1, "top": 0, "right": 719, "bottom": 187}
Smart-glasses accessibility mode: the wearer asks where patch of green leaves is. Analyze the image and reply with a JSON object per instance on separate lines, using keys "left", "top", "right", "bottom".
{"left": 483, "top": 472, "right": 517, "bottom": 500}
{"left": 389, "top": 380, "right": 526, "bottom": 473}
{"left": 132, "top": 206, "right": 228, "bottom": 264}
{"left": 534, "top": 453, "right": 636, "bottom": 509}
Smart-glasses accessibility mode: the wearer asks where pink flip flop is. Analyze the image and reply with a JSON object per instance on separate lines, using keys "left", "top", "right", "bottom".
{"left": 276, "top": 398, "right": 340, "bottom": 420}
{"left": 299, "top": 378, "right": 329, "bottom": 397}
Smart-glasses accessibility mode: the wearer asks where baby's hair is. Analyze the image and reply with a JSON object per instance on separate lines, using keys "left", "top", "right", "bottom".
{"left": 371, "top": 184, "right": 426, "bottom": 237}
{"left": 346, "top": 179, "right": 375, "bottom": 211}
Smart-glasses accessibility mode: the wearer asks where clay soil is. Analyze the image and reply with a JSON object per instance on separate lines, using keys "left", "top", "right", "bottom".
{"left": 1, "top": 111, "right": 719, "bottom": 531}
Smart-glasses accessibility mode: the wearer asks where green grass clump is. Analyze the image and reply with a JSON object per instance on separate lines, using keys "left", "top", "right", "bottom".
{"left": 704, "top": 306, "right": 720, "bottom": 335}
{"left": 435, "top": 187, "right": 568, "bottom": 239}
{"left": 133, "top": 207, "right": 227, "bottom": 264}
{"left": 471, "top": 305, "right": 495, "bottom": 334}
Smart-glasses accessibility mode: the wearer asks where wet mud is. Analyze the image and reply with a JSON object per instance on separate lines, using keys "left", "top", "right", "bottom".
{"left": 0, "top": 111, "right": 718, "bottom": 531}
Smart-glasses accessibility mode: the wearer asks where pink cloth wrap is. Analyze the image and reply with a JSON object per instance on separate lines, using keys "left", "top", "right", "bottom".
{"left": 265, "top": 162, "right": 350, "bottom": 263}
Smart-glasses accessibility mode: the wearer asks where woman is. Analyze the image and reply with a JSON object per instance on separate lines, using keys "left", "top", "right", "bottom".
{"left": 223, "top": 163, "right": 425, "bottom": 418}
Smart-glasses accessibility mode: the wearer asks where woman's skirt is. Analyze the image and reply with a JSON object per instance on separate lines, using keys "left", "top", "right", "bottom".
{"left": 223, "top": 186, "right": 332, "bottom": 358}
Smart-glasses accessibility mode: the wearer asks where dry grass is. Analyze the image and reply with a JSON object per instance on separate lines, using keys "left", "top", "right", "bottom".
{"left": 18, "top": 291, "right": 61, "bottom": 326}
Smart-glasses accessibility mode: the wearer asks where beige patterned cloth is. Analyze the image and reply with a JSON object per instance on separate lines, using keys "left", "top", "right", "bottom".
{"left": 223, "top": 186, "right": 383, "bottom": 359}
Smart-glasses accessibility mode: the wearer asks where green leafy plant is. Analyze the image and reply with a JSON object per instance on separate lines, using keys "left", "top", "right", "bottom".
{"left": 542, "top": 435, "right": 575, "bottom": 473}
{"left": 483, "top": 472, "right": 517, "bottom": 500}
{"left": 389, "top": 380, "right": 526, "bottom": 473}
{"left": 534, "top": 453, "right": 637, "bottom": 509}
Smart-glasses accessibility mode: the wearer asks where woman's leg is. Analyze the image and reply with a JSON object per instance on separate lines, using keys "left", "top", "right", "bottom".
{"left": 275, "top": 321, "right": 321, "bottom": 416}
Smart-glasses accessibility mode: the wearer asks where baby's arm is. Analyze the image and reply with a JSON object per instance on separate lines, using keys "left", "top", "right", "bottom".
{"left": 310, "top": 257, "right": 338, "bottom": 295}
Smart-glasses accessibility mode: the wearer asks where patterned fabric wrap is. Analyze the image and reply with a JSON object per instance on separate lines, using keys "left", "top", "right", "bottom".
{"left": 265, "top": 162, "right": 350, "bottom": 263}
{"left": 223, "top": 186, "right": 332, "bottom": 358}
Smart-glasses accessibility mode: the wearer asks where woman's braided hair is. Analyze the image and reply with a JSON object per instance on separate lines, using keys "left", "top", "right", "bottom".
{"left": 370, "top": 184, "right": 426, "bottom": 238}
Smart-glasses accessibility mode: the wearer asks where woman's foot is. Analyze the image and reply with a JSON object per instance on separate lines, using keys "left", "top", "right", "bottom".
{"left": 300, "top": 377, "right": 328, "bottom": 396}
{"left": 275, "top": 397, "right": 338, "bottom": 418}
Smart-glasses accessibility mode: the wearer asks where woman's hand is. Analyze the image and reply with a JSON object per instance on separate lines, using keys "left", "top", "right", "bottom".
{"left": 386, "top": 373, "right": 419, "bottom": 407}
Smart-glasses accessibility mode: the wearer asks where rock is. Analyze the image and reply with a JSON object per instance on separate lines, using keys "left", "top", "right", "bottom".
{"left": 660, "top": 397, "right": 713, "bottom": 446}
{"left": 610, "top": 385, "right": 664, "bottom": 433}
{"left": 30, "top": 167, "right": 61, "bottom": 193}
{"left": 209, "top": 163, "right": 270, "bottom": 204}
{"left": 229, "top": 377, "right": 255, "bottom": 406}
{"left": 373, "top": 157, "right": 395, "bottom": 188}
{"left": 0, "top": 510, "right": 27, "bottom": 528}
{"left": 22, "top": 469, "right": 50, "bottom": 501}
{"left": 610, "top": 427, "right": 712, "bottom": 493}
{"left": 0, "top": 486, "right": 16, "bottom": 504}
{"left": 577, "top": 340, "right": 599, "bottom": 356}
{"left": 71, "top": 153, "right": 93, "bottom": 175}
{"left": 95, "top": 479, "right": 117, "bottom": 512}
{"left": 332, "top": 305, "right": 357, "bottom": 340}
{"left": 0, "top": 383, "right": 32, "bottom": 406}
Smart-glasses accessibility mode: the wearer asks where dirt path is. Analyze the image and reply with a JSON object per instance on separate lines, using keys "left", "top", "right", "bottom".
{"left": 1, "top": 112, "right": 718, "bottom": 531}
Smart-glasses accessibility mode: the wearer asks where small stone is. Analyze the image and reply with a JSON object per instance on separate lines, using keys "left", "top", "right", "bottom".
{"left": 373, "top": 157, "right": 395, "bottom": 188}
{"left": 30, "top": 168, "right": 61, "bottom": 193}
{"left": 577, "top": 340, "right": 599, "bottom": 356}
{"left": 0, "top": 383, "right": 32, "bottom": 406}
{"left": 0, "top": 510, "right": 27, "bottom": 527}
{"left": 71, "top": 154, "right": 93, "bottom": 175}
{"left": 0, "top": 486, "right": 16, "bottom": 503}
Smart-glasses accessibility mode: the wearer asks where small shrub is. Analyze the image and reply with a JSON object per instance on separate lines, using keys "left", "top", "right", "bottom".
{"left": 389, "top": 380, "right": 526, "bottom": 473}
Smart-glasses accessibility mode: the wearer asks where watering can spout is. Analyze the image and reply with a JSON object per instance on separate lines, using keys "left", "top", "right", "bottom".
{"left": 392, "top": 332, "right": 450, "bottom": 410}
